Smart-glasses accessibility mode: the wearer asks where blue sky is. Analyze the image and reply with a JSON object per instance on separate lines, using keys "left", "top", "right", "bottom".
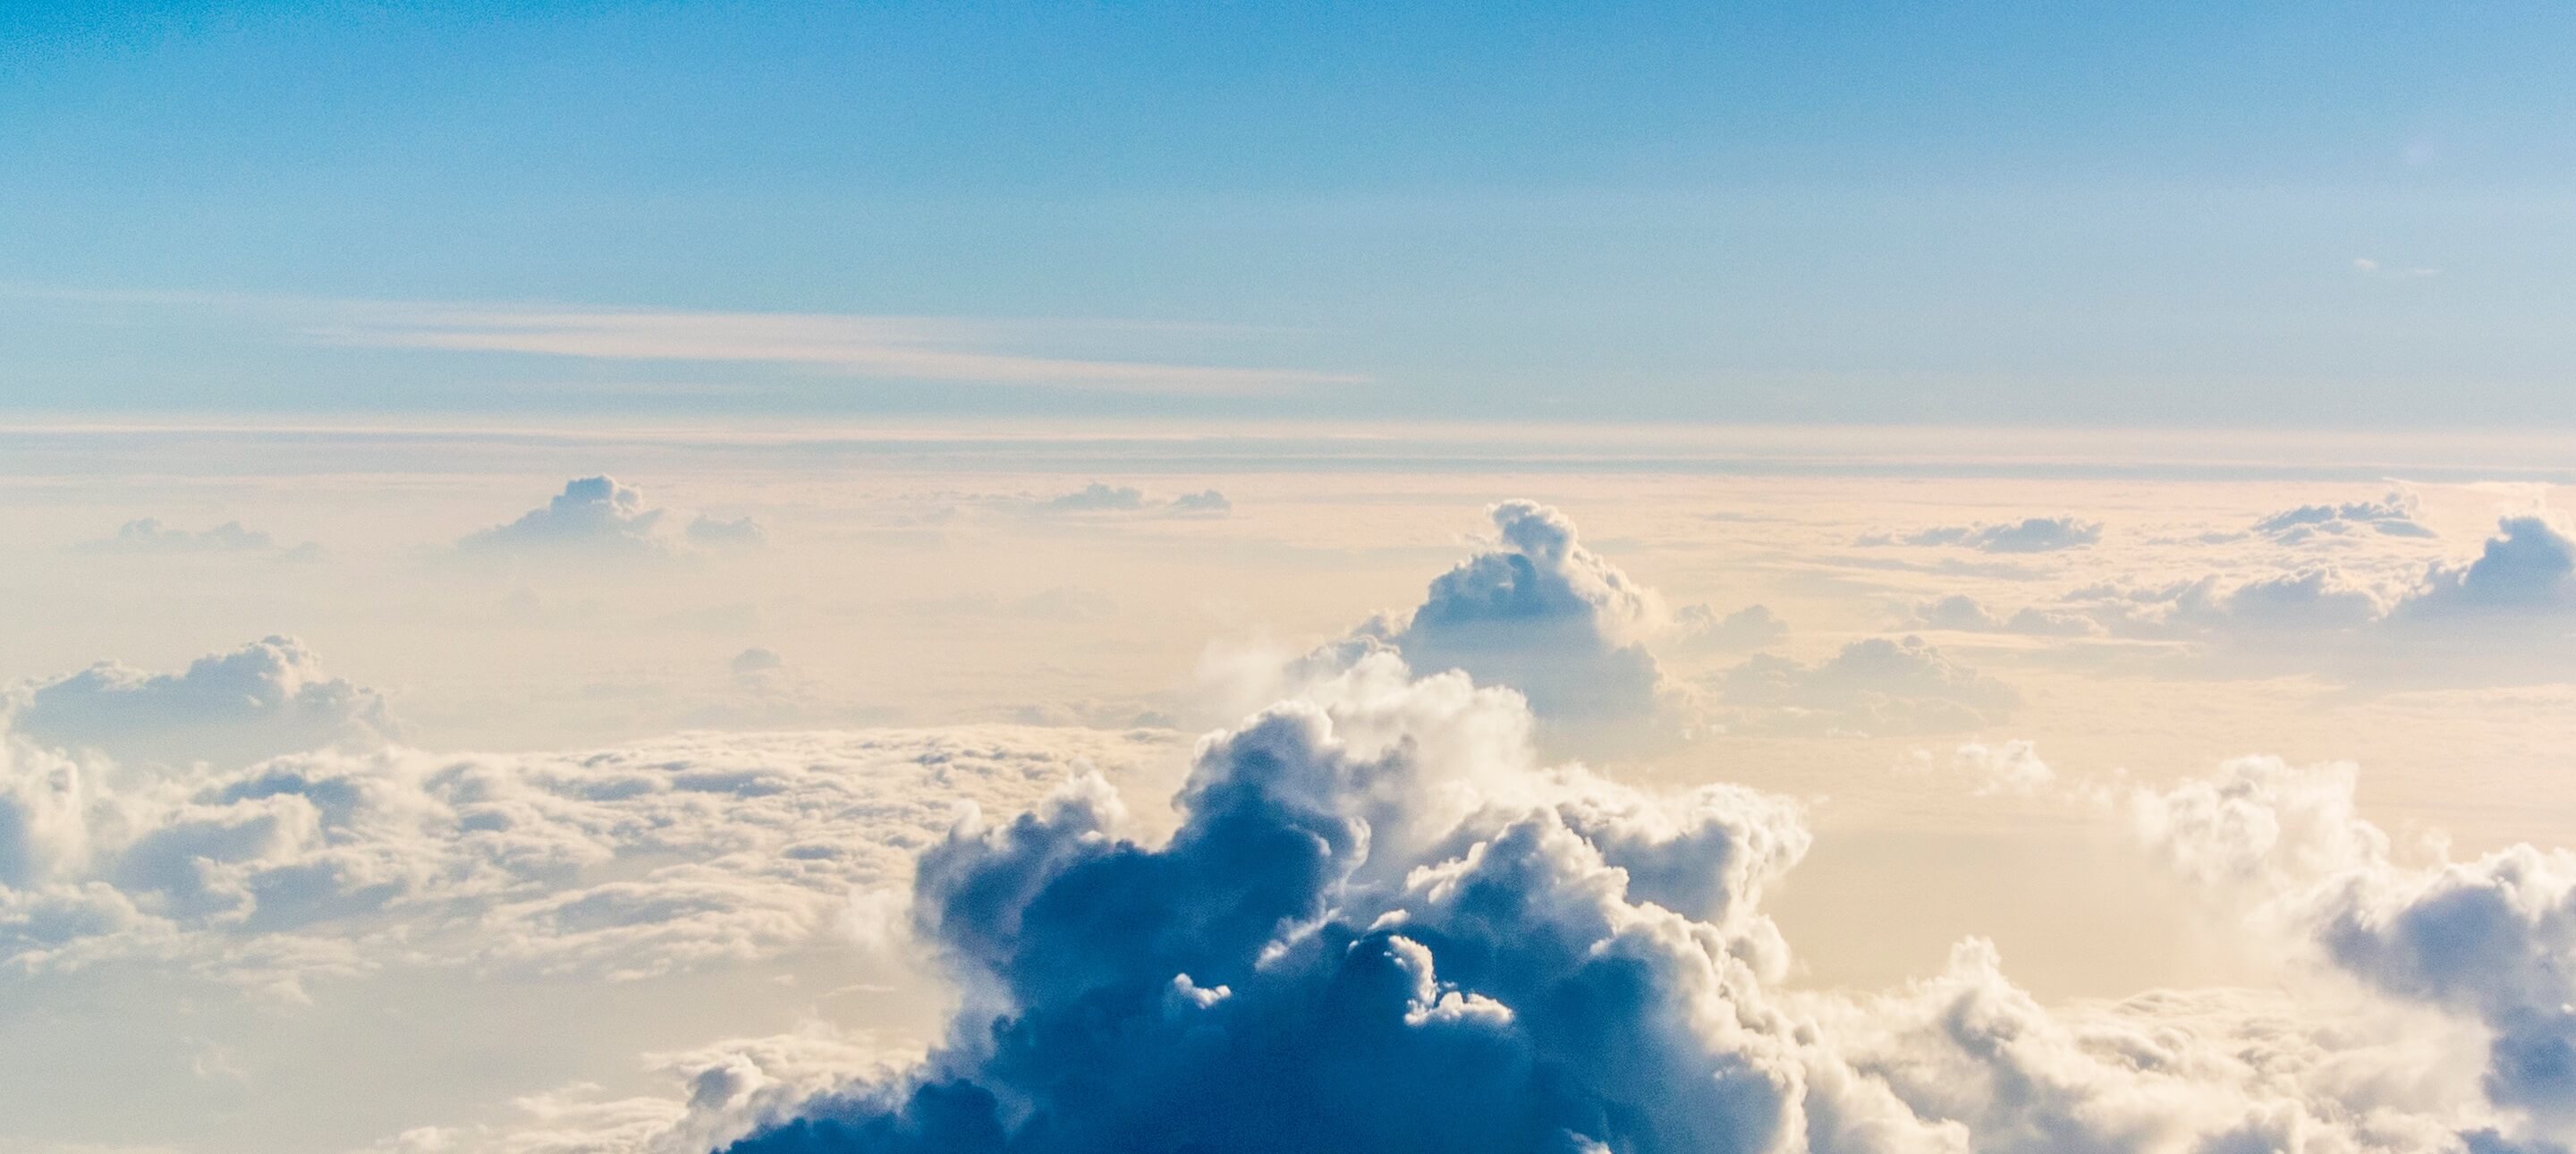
{"left": 4, "top": 1, "right": 2572, "bottom": 422}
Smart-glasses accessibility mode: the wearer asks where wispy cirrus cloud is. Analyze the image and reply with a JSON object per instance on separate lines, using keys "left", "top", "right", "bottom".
{"left": 11, "top": 285, "right": 1364, "bottom": 395}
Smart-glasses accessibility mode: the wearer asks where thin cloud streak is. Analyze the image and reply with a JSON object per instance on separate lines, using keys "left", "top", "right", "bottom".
{"left": 313, "top": 305, "right": 1365, "bottom": 395}
{"left": 2, "top": 285, "right": 1363, "bottom": 395}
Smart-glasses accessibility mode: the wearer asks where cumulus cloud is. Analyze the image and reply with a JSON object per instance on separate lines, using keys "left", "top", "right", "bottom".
{"left": 1039, "top": 483, "right": 1148, "bottom": 513}
{"left": 457, "top": 477, "right": 777, "bottom": 562}
{"left": 2130, "top": 756, "right": 2576, "bottom": 1133}
{"left": 1904, "top": 595, "right": 2100, "bottom": 637}
{"left": 2396, "top": 516, "right": 2576, "bottom": 621}
{"left": 373, "top": 1026, "right": 922, "bottom": 1154}
{"left": 80, "top": 518, "right": 306, "bottom": 555}
{"left": 4, "top": 637, "right": 397, "bottom": 770}
{"left": 1903, "top": 740, "right": 2056, "bottom": 796}
{"left": 2251, "top": 491, "right": 2436, "bottom": 544}
{"left": 1670, "top": 603, "right": 1788, "bottom": 651}
{"left": 1037, "top": 483, "right": 1233, "bottom": 517}
{"left": 1368, "top": 500, "right": 1672, "bottom": 728}
{"left": 1998, "top": 516, "right": 2576, "bottom": 667}
{"left": 460, "top": 476, "right": 675, "bottom": 559}
{"left": 1714, "top": 636, "right": 2019, "bottom": 736}
{"left": 722, "top": 658, "right": 2516, "bottom": 1154}
{"left": 689, "top": 514, "right": 771, "bottom": 548}
{"left": 1865, "top": 517, "right": 2102, "bottom": 554}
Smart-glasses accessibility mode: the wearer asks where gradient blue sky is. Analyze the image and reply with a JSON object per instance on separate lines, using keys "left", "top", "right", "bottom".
{"left": 4, "top": 1, "right": 2571, "bottom": 422}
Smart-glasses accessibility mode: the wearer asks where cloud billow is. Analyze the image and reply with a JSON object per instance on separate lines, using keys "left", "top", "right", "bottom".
{"left": 1375, "top": 500, "right": 1667, "bottom": 726}
{"left": 458, "top": 475, "right": 768, "bottom": 561}
{"left": 5, "top": 636, "right": 395, "bottom": 770}
{"left": 724, "top": 658, "right": 1864, "bottom": 1154}
{"left": 1865, "top": 517, "right": 2102, "bottom": 554}
{"left": 724, "top": 658, "right": 2523, "bottom": 1154}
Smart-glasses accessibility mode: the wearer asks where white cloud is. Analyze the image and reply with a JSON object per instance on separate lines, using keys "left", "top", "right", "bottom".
{"left": 0, "top": 641, "right": 1186, "bottom": 990}
{"left": 459, "top": 476, "right": 674, "bottom": 560}
{"left": 77, "top": 519, "right": 308, "bottom": 556}
{"left": 1715, "top": 636, "right": 2020, "bottom": 736}
{"left": 710, "top": 657, "right": 2524, "bottom": 1154}
{"left": 4, "top": 637, "right": 396, "bottom": 771}
{"left": 1669, "top": 603, "right": 1789, "bottom": 651}
{"left": 306, "top": 302, "right": 1361, "bottom": 395}
{"left": 1356, "top": 501, "right": 1679, "bottom": 734}
{"left": 2129, "top": 756, "right": 2576, "bottom": 1128}
{"left": 1865, "top": 517, "right": 2103, "bottom": 554}
{"left": 2250, "top": 491, "right": 2436, "bottom": 544}
{"left": 1035, "top": 482, "right": 1233, "bottom": 517}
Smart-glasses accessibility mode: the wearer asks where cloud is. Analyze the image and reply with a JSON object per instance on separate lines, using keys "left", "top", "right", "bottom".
{"left": 2353, "top": 257, "right": 2440, "bottom": 279}
{"left": 723, "top": 658, "right": 2515, "bottom": 1154}
{"left": 731, "top": 648, "right": 787, "bottom": 678}
{"left": 1714, "top": 636, "right": 2020, "bottom": 736}
{"left": 2396, "top": 516, "right": 2576, "bottom": 620}
{"left": 2130, "top": 756, "right": 2576, "bottom": 1126}
{"left": 79, "top": 519, "right": 286, "bottom": 555}
{"left": 1167, "top": 489, "right": 1233, "bottom": 517}
{"left": 2020, "top": 517, "right": 2576, "bottom": 665}
{"left": 4, "top": 637, "right": 396, "bottom": 770}
{"left": 0, "top": 709, "right": 1184, "bottom": 992}
{"left": 1372, "top": 501, "right": 1671, "bottom": 726}
{"left": 76, "top": 518, "right": 321, "bottom": 561}
{"left": 1865, "top": 517, "right": 2102, "bottom": 554}
{"left": 371, "top": 1025, "right": 921, "bottom": 1154}
{"left": 307, "top": 302, "right": 1361, "bottom": 395}
{"left": 460, "top": 476, "right": 774, "bottom": 562}
{"left": 460, "top": 476, "right": 674, "bottom": 559}
{"left": 689, "top": 514, "right": 771, "bottom": 548}
{"left": 1669, "top": 603, "right": 1788, "bottom": 651}
{"left": 1039, "top": 483, "right": 1148, "bottom": 513}
{"left": 1037, "top": 483, "right": 1231, "bottom": 517}
{"left": 1904, "top": 740, "right": 2056, "bottom": 796}
{"left": 1904, "top": 594, "right": 2100, "bottom": 637}
{"left": 2251, "top": 491, "right": 2436, "bottom": 544}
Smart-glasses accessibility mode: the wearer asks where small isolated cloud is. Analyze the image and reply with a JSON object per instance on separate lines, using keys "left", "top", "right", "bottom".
{"left": 1906, "top": 594, "right": 2101, "bottom": 637}
{"left": 2352, "top": 257, "right": 2439, "bottom": 279}
{"left": 80, "top": 518, "right": 314, "bottom": 557}
{"left": 2251, "top": 491, "right": 2436, "bottom": 544}
{"left": 458, "top": 476, "right": 764, "bottom": 561}
{"left": 729, "top": 648, "right": 786, "bottom": 679}
{"left": 1864, "top": 516, "right": 2102, "bottom": 554}
{"left": 4, "top": 636, "right": 397, "bottom": 769}
{"left": 1715, "top": 635, "right": 2019, "bottom": 735}
{"left": 461, "top": 476, "right": 671, "bottom": 559}
{"left": 1040, "top": 482, "right": 1148, "bottom": 513}
{"left": 1669, "top": 603, "right": 1788, "bottom": 651}
{"left": 1036, "top": 483, "right": 1231, "bottom": 517}
{"left": 1372, "top": 500, "right": 1670, "bottom": 727}
{"left": 1905, "top": 739, "right": 2056, "bottom": 796}
{"left": 688, "top": 514, "right": 770, "bottom": 548}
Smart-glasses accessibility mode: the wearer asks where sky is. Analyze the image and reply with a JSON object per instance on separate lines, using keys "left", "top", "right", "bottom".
{"left": 14, "top": 6, "right": 2576, "bottom": 1154}
{"left": 4, "top": 1, "right": 2575, "bottom": 422}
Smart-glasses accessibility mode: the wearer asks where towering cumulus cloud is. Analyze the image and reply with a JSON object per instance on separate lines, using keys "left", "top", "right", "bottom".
{"left": 724, "top": 657, "right": 2516, "bottom": 1154}
{"left": 1377, "top": 500, "right": 1667, "bottom": 725}
{"left": 725, "top": 654, "right": 1874, "bottom": 1153}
